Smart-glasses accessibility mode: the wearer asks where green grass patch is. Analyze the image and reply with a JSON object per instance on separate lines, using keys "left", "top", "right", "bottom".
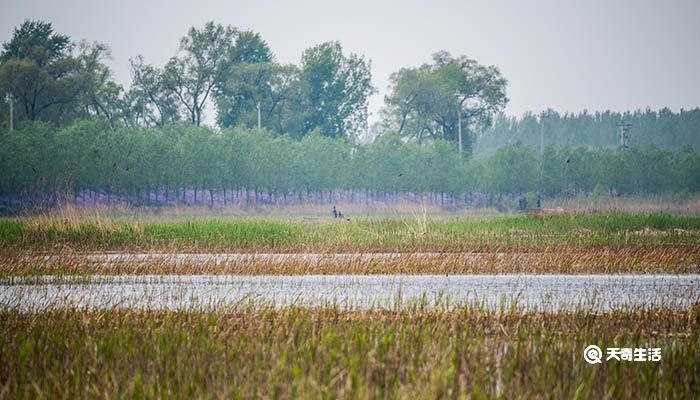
{"left": 2, "top": 212, "right": 700, "bottom": 252}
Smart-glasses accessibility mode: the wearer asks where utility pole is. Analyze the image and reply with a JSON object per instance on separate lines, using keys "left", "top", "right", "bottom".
{"left": 616, "top": 122, "right": 631, "bottom": 157}
{"left": 256, "top": 101, "right": 261, "bottom": 130}
{"left": 454, "top": 90, "right": 464, "bottom": 158}
{"left": 4, "top": 92, "right": 13, "bottom": 131}
{"left": 539, "top": 111, "right": 550, "bottom": 155}
{"left": 457, "top": 107, "right": 462, "bottom": 158}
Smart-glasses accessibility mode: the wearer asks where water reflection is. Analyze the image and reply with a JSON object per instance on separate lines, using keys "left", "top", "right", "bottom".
{"left": 2, "top": 274, "right": 698, "bottom": 311}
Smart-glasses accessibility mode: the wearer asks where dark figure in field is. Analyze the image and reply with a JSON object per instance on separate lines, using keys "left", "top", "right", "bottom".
{"left": 518, "top": 197, "right": 528, "bottom": 212}
{"left": 536, "top": 197, "right": 541, "bottom": 209}
{"left": 332, "top": 206, "right": 338, "bottom": 218}
{"left": 338, "top": 211, "right": 343, "bottom": 218}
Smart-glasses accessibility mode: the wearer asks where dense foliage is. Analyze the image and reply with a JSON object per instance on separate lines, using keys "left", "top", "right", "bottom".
{"left": 382, "top": 51, "right": 507, "bottom": 155}
{"left": 1, "top": 120, "right": 699, "bottom": 208}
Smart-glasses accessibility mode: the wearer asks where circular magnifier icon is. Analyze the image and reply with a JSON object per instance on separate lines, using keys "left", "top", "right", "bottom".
{"left": 583, "top": 345, "right": 603, "bottom": 364}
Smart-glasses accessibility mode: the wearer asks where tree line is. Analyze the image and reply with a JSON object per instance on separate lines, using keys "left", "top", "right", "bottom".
{"left": 475, "top": 108, "right": 700, "bottom": 155}
{"left": 4, "top": 19, "right": 697, "bottom": 158}
{"left": 0, "top": 20, "right": 377, "bottom": 138}
{"left": 0, "top": 20, "right": 510, "bottom": 153}
{"left": 1, "top": 120, "right": 699, "bottom": 210}
{"left": 1, "top": 19, "right": 699, "bottom": 211}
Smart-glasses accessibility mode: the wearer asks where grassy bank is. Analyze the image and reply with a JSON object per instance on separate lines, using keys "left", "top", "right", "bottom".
{"left": 1, "top": 305, "right": 698, "bottom": 399}
{"left": 2, "top": 212, "right": 700, "bottom": 253}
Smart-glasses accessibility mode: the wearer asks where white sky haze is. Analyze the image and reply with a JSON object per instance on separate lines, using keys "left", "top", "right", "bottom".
{"left": 2, "top": 0, "right": 699, "bottom": 124}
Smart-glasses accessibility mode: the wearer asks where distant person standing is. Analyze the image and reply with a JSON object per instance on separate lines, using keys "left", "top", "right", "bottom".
{"left": 332, "top": 206, "right": 338, "bottom": 218}
{"left": 518, "top": 197, "right": 528, "bottom": 212}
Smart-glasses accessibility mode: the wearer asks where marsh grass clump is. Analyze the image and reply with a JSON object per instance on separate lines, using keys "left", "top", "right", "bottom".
{"left": 0, "top": 305, "right": 698, "bottom": 399}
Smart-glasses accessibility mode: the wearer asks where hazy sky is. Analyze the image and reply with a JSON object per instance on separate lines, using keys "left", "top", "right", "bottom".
{"left": 2, "top": 0, "right": 699, "bottom": 125}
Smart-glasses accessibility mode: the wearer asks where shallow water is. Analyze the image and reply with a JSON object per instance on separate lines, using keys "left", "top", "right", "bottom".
{"left": 2, "top": 274, "right": 698, "bottom": 311}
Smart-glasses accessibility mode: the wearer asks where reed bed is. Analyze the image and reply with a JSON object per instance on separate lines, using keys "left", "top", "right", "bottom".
{"left": 2, "top": 244, "right": 699, "bottom": 275}
{"left": 2, "top": 212, "right": 700, "bottom": 253}
{"left": 1, "top": 304, "right": 698, "bottom": 399}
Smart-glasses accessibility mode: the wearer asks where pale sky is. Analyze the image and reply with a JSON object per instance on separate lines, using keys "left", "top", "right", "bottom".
{"left": 2, "top": 0, "right": 699, "bottom": 125}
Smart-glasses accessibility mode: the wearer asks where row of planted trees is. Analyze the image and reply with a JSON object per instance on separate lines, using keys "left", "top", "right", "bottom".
{"left": 1, "top": 120, "right": 700, "bottom": 210}
{"left": 476, "top": 108, "right": 700, "bottom": 154}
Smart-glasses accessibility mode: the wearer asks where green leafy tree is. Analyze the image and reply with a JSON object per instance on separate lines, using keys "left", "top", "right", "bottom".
{"left": 0, "top": 20, "right": 75, "bottom": 122}
{"left": 298, "top": 41, "right": 374, "bottom": 139}
{"left": 162, "top": 22, "right": 236, "bottom": 126}
{"left": 229, "top": 30, "right": 274, "bottom": 64}
{"left": 128, "top": 56, "right": 181, "bottom": 127}
{"left": 0, "top": 20, "right": 69, "bottom": 66}
{"left": 0, "top": 20, "right": 124, "bottom": 126}
{"left": 73, "top": 41, "right": 128, "bottom": 125}
{"left": 383, "top": 51, "right": 507, "bottom": 156}
{"left": 215, "top": 31, "right": 307, "bottom": 134}
{"left": 487, "top": 142, "right": 538, "bottom": 194}
{"left": 217, "top": 62, "right": 301, "bottom": 132}
{"left": 216, "top": 30, "right": 275, "bottom": 129}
